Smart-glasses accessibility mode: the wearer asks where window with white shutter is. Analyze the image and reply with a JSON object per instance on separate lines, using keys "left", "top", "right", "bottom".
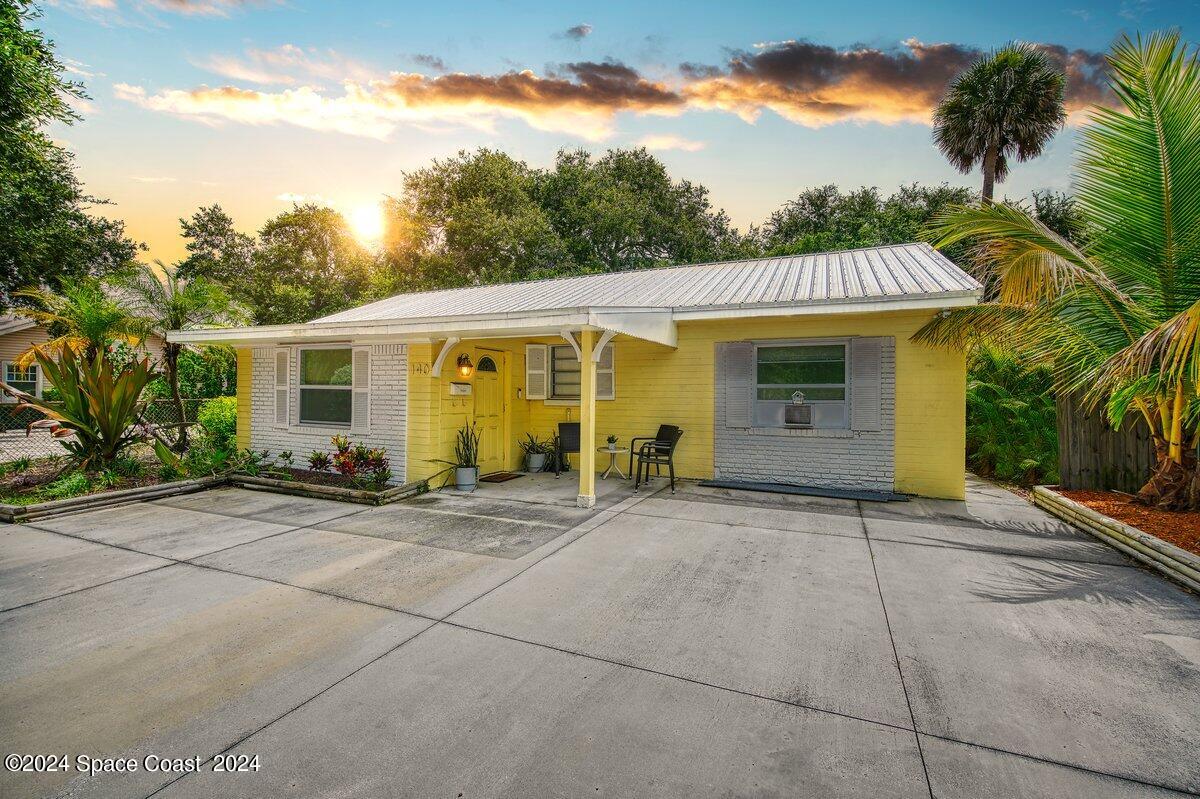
{"left": 273, "top": 349, "right": 289, "bottom": 427}
{"left": 525, "top": 344, "right": 548, "bottom": 400}
{"left": 722, "top": 341, "right": 754, "bottom": 428}
{"left": 850, "top": 337, "right": 884, "bottom": 432}
{"left": 351, "top": 347, "right": 370, "bottom": 433}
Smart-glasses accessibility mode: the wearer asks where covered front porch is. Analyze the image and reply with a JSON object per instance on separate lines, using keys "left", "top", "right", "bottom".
{"left": 404, "top": 316, "right": 679, "bottom": 509}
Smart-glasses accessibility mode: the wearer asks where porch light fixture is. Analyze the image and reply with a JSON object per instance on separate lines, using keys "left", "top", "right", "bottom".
{"left": 456, "top": 353, "right": 474, "bottom": 378}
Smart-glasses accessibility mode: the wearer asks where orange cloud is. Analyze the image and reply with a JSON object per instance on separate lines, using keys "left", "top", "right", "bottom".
{"left": 118, "top": 40, "right": 1113, "bottom": 139}
{"left": 681, "top": 38, "right": 1111, "bottom": 127}
{"left": 117, "top": 61, "right": 684, "bottom": 140}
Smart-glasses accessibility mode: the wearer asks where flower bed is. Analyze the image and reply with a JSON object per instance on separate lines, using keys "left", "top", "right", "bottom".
{"left": 230, "top": 471, "right": 426, "bottom": 506}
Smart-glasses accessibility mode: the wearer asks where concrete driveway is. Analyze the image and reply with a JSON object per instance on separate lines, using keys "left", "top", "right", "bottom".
{"left": 1, "top": 474, "right": 1197, "bottom": 798}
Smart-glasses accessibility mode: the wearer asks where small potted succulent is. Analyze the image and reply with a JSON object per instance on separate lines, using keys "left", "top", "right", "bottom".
{"left": 606, "top": 434, "right": 619, "bottom": 451}
{"left": 519, "top": 433, "right": 552, "bottom": 472}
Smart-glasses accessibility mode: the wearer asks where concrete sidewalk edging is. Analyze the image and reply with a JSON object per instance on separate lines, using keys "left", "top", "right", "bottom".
{"left": 1032, "top": 485, "right": 1200, "bottom": 593}
{"left": 230, "top": 474, "right": 428, "bottom": 506}
{"left": 0, "top": 474, "right": 228, "bottom": 524}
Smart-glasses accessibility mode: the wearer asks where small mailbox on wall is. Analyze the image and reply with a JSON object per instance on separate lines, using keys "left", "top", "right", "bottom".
{"left": 449, "top": 382, "right": 472, "bottom": 396}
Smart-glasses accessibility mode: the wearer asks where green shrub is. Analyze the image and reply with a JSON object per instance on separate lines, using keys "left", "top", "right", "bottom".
{"left": 41, "top": 471, "right": 91, "bottom": 500}
{"left": 197, "top": 396, "right": 238, "bottom": 450}
{"left": 0, "top": 457, "right": 32, "bottom": 476}
{"left": 966, "top": 347, "right": 1059, "bottom": 486}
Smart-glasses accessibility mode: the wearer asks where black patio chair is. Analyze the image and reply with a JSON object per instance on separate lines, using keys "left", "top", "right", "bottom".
{"left": 631, "top": 425, "right": 683, "bottom": 493}
{"left": 553, "top": 422, "right": 581, "bottom": 478}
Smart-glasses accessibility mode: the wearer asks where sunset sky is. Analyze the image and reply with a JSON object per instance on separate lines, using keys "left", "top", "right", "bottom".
{"left": 39, "top": 0, "right": 1196, "bottom": 263}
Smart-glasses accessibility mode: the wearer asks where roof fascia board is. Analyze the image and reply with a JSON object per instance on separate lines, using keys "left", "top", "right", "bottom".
{"left": 671, "top": 292, "right": 979, "bottom": 321}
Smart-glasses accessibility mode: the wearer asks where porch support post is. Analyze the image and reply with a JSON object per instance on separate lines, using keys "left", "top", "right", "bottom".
{"left": 577, "top": 329, "right": 597, "bottom": 508}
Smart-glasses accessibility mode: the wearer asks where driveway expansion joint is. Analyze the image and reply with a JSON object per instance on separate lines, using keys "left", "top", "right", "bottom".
{"left": 857, "top": 500, "right": 935, "bottom": 799}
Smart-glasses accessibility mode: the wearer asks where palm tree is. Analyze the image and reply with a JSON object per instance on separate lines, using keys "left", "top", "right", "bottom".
{"left": 916, "top": 32, "right": 1200, "bottom": 510}
{"left": 13, "top": 278, "right": 147, "bottom": 364}
{"left": 118, "top": 262, "right": 247, "bottom": 452}
{"left": 933, "top": 43, "right": 1067, "bottom": 202}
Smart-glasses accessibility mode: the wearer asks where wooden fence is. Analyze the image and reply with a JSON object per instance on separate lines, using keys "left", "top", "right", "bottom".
{"left": 1056, "top": 394, "right": 1156, "bottom": 493}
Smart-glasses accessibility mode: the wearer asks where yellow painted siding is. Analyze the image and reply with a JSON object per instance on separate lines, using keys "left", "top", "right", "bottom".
{"left": 403, "top": 310, "right": 965, "bottom": 499}
{"left": 235, "top": 347, "right": 252, "bottom": 451}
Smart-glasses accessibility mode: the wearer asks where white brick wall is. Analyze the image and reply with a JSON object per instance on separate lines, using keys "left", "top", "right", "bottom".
{"left": 713, "top": 339, "right": 896, "bottom": 491}
{"left": 250, "top": 344, "right": 408, "bottom": 482}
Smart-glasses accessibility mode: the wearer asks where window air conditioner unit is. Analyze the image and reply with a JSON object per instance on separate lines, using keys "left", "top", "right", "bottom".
{"left": 784, "top": 391, "right": 812, "bottom": 428}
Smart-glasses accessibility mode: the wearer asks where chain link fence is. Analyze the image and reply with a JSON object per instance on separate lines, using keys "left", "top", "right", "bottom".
{"left": 0, "top": 399, "right": 206, "bottom": 463}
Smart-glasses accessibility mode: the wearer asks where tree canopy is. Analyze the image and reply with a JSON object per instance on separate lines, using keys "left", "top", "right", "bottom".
{"left": 0, "top": 0, "right": 139, "bottom": 305}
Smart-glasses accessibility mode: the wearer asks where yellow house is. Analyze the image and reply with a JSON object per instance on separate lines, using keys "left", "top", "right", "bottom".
{"left": 169, "top": 243, "right": 980, "bottom": 505}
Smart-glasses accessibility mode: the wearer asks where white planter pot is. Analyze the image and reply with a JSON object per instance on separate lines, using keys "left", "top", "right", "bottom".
{"left": 455, "top": 466, "right": 479, "bottom": 492}
{"left": 525, "top": 453, "right": 547, "bottom": 472}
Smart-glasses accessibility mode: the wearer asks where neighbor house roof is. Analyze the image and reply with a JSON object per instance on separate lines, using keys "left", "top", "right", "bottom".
{"left": 0, "top": 315, "right": 37, "bottom": 337}
{"left": 168, "top": 243, "right": 981, "bottom": 349}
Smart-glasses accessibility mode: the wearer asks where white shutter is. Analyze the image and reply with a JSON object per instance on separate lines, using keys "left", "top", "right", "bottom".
{"left": 596, "top": 342, "right": 615, "bottom": 400}
{"left": 850, "top": 337, "right": 883, "bottom": 432}
{"left": 722, "top": 341, "right": 754, "bottom": 428}
{"left": 351, "top": 347, "right": 370, "bottom": 433}
{"left": 273, "top": 349, "right": 289, "bottom": 428}
{"left": 525, "top": 344, "right": 548, "bottom": 400}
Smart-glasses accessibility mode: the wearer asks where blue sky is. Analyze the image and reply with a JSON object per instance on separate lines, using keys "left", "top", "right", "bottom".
{"left": 40, "top": 0, "right": 1197, "bottom": 261}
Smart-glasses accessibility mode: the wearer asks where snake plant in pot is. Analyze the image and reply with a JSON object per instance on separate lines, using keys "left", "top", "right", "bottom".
{"left": 428, "top": 423, "right": 482, "bottom": 491}
{"left": 518, "top": 433, "right": 552, "bottom": 472}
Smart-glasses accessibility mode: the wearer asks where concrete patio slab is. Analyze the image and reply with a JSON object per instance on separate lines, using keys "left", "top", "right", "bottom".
{"left": 2, "top": 475, "right": 1196, "bottom": 798}
{"left": 157, "top": 624, "right": 930, "bottom": 799}
{"left": 862, "top": 488, "right": 1079, "bottom": 537}
{"left": 449, "top": 512, "right": 913, "bottom": 728}
{"left": 152, "top": 485, "right": 363, "bottom": 527}
{"left": 871, "top": 540, "right": 1200, "bottom": 793}
{"left": 317, "top": 502, "right": 576, "bottom": 559}
{"left": 194, "top": 509, "right": 611, "bottom": 618}
{"left": 28, "top": 501, "right": 297, "bottom": 560}
{"left": 465, "top": 470, "right": 633, "bottom": 509}
{"left": 0, "top": 525, "right": 171, "bottom": 611}
{"left": 863, "top": 515, "right": 1130, "bottom": 565}
{"left": 629, "top": 494, "right": 866, "bottom": 538}
{"left": 920, "top": 736, "right": 1193, "bottom": 798}
{"left": 406, "top": 489, "right": 599, "bottom": 528}
{"left": 0, "top": 563, "right": 429, "bottom": 799}
{"left": 675, "top": 481, "right": 863, "bottom": 516}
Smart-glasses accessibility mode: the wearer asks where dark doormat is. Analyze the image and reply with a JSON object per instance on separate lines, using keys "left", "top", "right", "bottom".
{"left": 479, "top": 472, "right": 524, "bottom": 483}
{"left": 698, "top": 479, "right": 909, "bottom": 503}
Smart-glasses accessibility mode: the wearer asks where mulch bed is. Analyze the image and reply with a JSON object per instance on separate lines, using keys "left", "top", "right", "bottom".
{"left": 1056, "top": 489, "right": 1200, "bottom": 557}
{"left": 270, "top": 467, "right": 382, "bottom": 490}
{"left": 0, "top": 458, "right": 163, "bottom": 505}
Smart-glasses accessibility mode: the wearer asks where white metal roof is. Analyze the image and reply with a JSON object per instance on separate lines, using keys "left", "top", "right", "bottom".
{"left": 313, "top": 243, "right": 979, "bottom": 325}
{"left": 168, "top": 243, "right": 980, "bottom": 348}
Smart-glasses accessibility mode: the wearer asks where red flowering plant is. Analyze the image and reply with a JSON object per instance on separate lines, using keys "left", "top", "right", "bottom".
{"left": 328, "top": 436, "right": 391, "bottom": 490}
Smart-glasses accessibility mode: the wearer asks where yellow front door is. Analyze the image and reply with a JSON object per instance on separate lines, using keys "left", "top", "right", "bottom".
{"left": 473, "top": 352, "right": 506, "bottom": 474}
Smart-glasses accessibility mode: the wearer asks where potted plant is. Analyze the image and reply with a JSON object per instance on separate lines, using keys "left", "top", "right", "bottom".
{"left": 606, "top": 434, "right": 618, "bottom": 451}
{"left": 427, "top": 424, "right": 481, "bottom": 491}
{"left": 519, "top": 433, "right": 551, "bottom": 472}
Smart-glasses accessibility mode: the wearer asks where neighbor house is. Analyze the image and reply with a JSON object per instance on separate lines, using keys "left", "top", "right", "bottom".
{"left": 169, "top": 243, "right": 982, "bottom": 505}
{"left": 0, "top": 314, "right": 167, "bottom": 402}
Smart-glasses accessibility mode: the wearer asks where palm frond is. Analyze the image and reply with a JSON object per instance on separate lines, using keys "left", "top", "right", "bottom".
{"left": 1078, "top": 31, "right": 1200, "bottom": 314}
{"left": 1090, "top": 297, "right": 1200, "bottom": 404}
{"left": 926, "top": 202, "right": 1127, "bottom": 305}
